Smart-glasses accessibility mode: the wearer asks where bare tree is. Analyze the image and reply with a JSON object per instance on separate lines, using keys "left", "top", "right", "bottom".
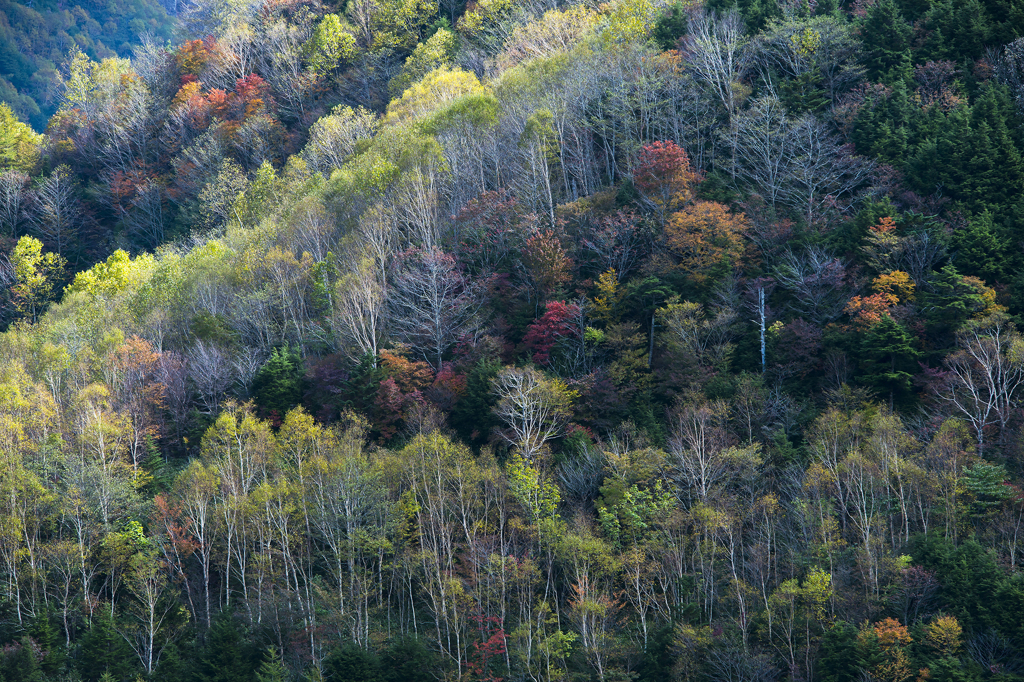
{"left": 669, "top": 399, "right": 756, "bottom": 503}
{"left": 332, "top": 256, "right": 387, "bottom": 364}
{"left": 683, "top": 8, "right": 749, "bottom": 176}
{"left": 941, "top": 313, "right": 1024, "bottom": 452}
{"left": 187, "top": 340, "right": 235, "bottom": 415}
{"left": 125, "top": 180, "right": 167, "bottom": 249}
{"left": 580, "top": 209, "right": 649, "bottom": 280}
{"left": 0, "top": 170, "right": 29, "bottom": 239}
{"left": 743, "top": 278, "right": 777, "bottom": 373}
{"left": 492, "top": 365, "right": 573, "bottom": 460}
{"left": 734, "top": 96, "right": 791, "bottom": 209}
{"left": 706, "top": 645, "right": 779, "bottom": 682}
{"left": 29, "top": 165, "right": 82, "bottom": 256}
{"left": 232, "top": 346, "right": 266, "bottom": 396}
{"left": 898, "top": 230, "right": 948, "bottom": 286}
{"left": 260, "top": 16, "right": 317, "bottom": 123}
{"left": 219, "top": 23, "right": 259, "bottom": 82}
{"left": 773, "top": 246, "right": 851, "bottom": 325}
{"left": 684, "top": 8, "right": 748, "bottom": 122}
{"left": 389, "top": 247, "right": 479, "bottom": 370}
{"left": 778, "top": 115, "right": 873, "bottom": 227}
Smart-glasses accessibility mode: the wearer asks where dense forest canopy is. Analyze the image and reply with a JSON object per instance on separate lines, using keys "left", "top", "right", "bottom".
{"left": 3, "top": 0, "right": 1024, "bottom": 679}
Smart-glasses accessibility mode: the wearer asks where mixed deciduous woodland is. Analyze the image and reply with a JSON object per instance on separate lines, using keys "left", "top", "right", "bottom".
{"left": 4, "top": 0, "right": 1024, "bottom": 679}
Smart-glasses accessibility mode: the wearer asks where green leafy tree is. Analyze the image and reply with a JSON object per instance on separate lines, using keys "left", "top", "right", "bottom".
{"left": 389, "top": 27, "right": 458, "bottom": 96}
{"left": 304, "top": 14, "right": 358, "bottom": 76}
{"left": 0, "top": 103, "right": 42, "bottom": 172}
{"left": 7, "top": 236, "right": 66, "bottom": 324}
{"left": 351, "top": 0, "right": 439, "bottom": 53}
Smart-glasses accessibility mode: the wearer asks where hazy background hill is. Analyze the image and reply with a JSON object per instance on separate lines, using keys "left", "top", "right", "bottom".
{"left": 0, "top": 0, "right": 175, "bottom": 130}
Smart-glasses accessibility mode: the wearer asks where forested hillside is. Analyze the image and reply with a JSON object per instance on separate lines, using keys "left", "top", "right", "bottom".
{"left": 3, "top": 0, "right": 1024, "bottom": 679}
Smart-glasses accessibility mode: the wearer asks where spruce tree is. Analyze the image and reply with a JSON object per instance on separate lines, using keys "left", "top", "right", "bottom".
{"left": 964, "top": 461, "right": 1013, "bottom": 518}
{"left": 252, "top": 344, "right": 305, "bottom": 420}
{"left": 962, "top": 84, "right": 1024, "bottom": 216}
{"left": 952, "top": 211, "right": 1007, "bottom": 284}
{"left": 76, "top": 610, "right": 138, "bottom": 682}
{"left": 322, "top": 643, "right": 382, "bottom": 682}
{"left": 196, "top": 612, "right": 258, "bottom": 682}
{"left": 380, "top": 637, "right": 435, "bottom": 682}
{"left": 816, "top": 621, "right": 861, "bottom": 682}
{"left": 921, "top": 0, "right": 991, "bottom": 62}
{"left": 861, "top": 0, "right": 913, "bottom": 82}
{"left": 256, "top": 647, "right": 288, "bottom": 682}
{"left": 0, "top": 636, "right": 44, "bottom": 682}
{"left": 859, "top": 313, "right": 920, "bottom": 407}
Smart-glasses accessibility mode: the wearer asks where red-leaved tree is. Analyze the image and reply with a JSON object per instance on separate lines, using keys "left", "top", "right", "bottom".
{"left": 523, "top": 300, "right": 581, "bottom": 366}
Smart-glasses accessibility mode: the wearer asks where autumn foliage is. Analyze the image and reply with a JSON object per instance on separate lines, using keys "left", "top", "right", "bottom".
{"left": 666, "top": 201, "right": 748, "bottom": 282}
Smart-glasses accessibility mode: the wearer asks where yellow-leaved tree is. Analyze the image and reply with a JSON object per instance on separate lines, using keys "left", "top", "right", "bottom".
{"left": 385, "top": 67, "right": 486, "bottom": 124}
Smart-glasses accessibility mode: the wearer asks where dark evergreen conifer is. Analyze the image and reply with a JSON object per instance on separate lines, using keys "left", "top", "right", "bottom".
{"left": 952, "top": 211, "right": 1007, "bottom": 283}
{"left": 861, "top": 0, "right": 913, "bottom": 82}
{"left": 859, "top": 313, "right": 919, "bottom": 407}
{"left": 253, "top": 345, "right": 305, "bottom": 420}
{"left": 76, "top": 610, "right": 138, "bottom": 682}
{"left": 195, "top": 612, "right": 258, "bottom": 682}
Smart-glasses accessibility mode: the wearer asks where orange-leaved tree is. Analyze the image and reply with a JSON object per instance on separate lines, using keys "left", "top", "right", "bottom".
{"left": 666, "top": 201, "right": 748, "bottom": 283}
{"left": 845, "top": 270, "right": 915, "bottom": 330}
{"left": 858, "top": 618, "right": 913, "bottom": 682}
